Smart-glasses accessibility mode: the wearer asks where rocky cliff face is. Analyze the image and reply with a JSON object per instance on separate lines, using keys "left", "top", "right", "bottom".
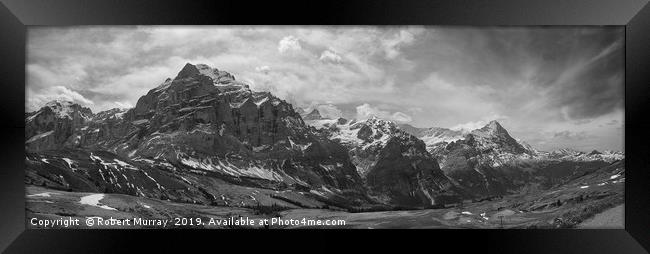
{"left": 25, "top": 100, "right": 94, "bottom": 151}
{"left": 365, "top": 132, "right": 458, "bottom": 207}
{"left": 403, "top": 120, "right": 623, "bottom": 198}
{"left": 306, "top": 117, "right": 460, "bottom": 207}
{"left": 25, "top": 63, "right": 366, "bottom": 206}
{"left": 468, "top": 121, "right": 532, "bottom": 156}
{"left": 399, "top": 121, "right": 531, "bottom": 197}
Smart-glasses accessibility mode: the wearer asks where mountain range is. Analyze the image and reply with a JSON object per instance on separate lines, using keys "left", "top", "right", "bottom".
{"left": 25, "top": 63, "right": 624, "bottom": 211}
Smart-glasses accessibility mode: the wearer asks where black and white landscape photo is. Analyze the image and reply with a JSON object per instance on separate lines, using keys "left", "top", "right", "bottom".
{"left": 25, "top": 26, "right": 624, "bottom": 229}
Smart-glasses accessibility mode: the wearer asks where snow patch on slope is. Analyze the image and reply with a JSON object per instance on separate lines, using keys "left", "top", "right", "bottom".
{"left": 79, "top": 194, "right": 117, "bottom": 210}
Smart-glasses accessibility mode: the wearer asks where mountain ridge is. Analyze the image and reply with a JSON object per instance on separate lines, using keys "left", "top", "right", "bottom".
{"left": 26, "top": 63, "right": 624, "bottom": 209}
{"left": 25, "top": 63, "right": 374, "bottom": 210}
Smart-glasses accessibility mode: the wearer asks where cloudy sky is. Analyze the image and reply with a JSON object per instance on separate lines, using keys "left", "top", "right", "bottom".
{"left": 27, "top": 26, "right": 624, "bottom": 152}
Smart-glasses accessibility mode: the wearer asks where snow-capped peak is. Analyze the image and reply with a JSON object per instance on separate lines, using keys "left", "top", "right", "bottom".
{"left": 551, "top": 148, "right": 583, "bottom": 156}
{"left": 196, "top": 63, "right": 220, "bottom": 81}
{"left": 40, "top": 100, "right": 92, "bottom": 120}
{"left": 544, "top": 148, "right": 624, "bottom": 163}
{"left": 44, "top": 100, "right": 75, "bottom": 108}
{"left": 303, "top": 116, "right": 402, "bottom": 149}
{"left": 398, "top": 124, "right": 466, "bottom": 150}
{"left": 363, "top": 116, "right": 399, "bottom": 130}
{"left": 471, "top": 120, "right": 508, "bottom": 137}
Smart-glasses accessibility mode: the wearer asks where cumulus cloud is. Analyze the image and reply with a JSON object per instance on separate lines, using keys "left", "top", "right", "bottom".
{"left": 382, "top": 29, "right": 417, "bottom": 59}
{"left": 450, "top": 121, "right": 488, "bottom": 132}
{"left": 391, "top": 112, "right": 413, "bottom": 122}
{"left": 553, "top": 130, "right": 590, "bottom": 140}
{"left": 114, "top": 101, "right": 133, "bottom": 109}
{"left": 450, "top": 114, "right": 509, "bottom": 132}
{"left": 356, "top": 103, "right": 382, "bottom": 119}
{"left": 28, "top": 86, "right": 94, "bottom": 111}
{"left": 318, "top": 104, "right": 343, "bottom": 119}
{"left": 319, "top": 50, "right": 342, "bottom": 63}
{"left": 406, "top": 107, "right": 423, "bottom": 114}
{"left": 356, "top": 103, "right": 412, "bottom": 123}
{"left": 255, "top": 65, "right": 271, "bottom": 74}
{"left": 278, "top": 35, "right": 302, "bottom": 53}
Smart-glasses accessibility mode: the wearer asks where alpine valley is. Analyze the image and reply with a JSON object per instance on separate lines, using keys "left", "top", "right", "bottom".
{"left": 25, "top": 63, "right": 624, "bottom": 229}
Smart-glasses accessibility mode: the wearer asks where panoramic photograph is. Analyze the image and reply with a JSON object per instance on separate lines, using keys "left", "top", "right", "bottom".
{"left": 25, "top": 26, "right": 624, "bottom": 229}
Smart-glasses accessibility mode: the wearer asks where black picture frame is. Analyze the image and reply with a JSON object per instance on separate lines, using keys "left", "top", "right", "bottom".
{"left": 1, "top": 0, "right": 648, "bottom": 253}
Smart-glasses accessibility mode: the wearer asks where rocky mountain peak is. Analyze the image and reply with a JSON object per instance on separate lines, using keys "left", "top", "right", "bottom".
{"left": 364, "top": 116, "right": 398, "bottom": 130}
{"left": 487, "top": 119, "right": 502, "bottom": 127}
{"left": 304, "top": 115, "right": 458, "bottom": 206}
{"left": 588, "top": 150, "right": 602, "bottom": 155}
{"left": 303, "top": 108, "right": 324, "bottom": 120}
{"left": 545, "top": 148, "right": 623, "bottom": 163}
{"left": 44, "top": 99, "right": 74, "bottom": 108}
{"left": 474, "top": 120, "right": 507, "bottom": 136}
{"left": 465, "top": 120, "right": 531, "bottom": 156}
{"left": 39, "top": 100, "right": 93, "bottom": 120}
{"left": 174, "top": 63, "right": 236, "bottom": 85}
{"left": 553, "top": 148, "right": 582, "bottom": 156}
{"left": 176, "top": 62, "right": 201, "bottom": 79}
{"left": 196, "top": 63, "right": 226, "bottom": 81}
{"left": 25, "top": 100, "right": 95, "bottom": 151}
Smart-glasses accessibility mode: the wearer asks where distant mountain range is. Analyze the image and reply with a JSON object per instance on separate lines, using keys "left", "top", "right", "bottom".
{"left": 302, "top": 106, "right": 623, "bottom": 198}
{"left": 25, "top": 63, "right": 624, "bottom": 210}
